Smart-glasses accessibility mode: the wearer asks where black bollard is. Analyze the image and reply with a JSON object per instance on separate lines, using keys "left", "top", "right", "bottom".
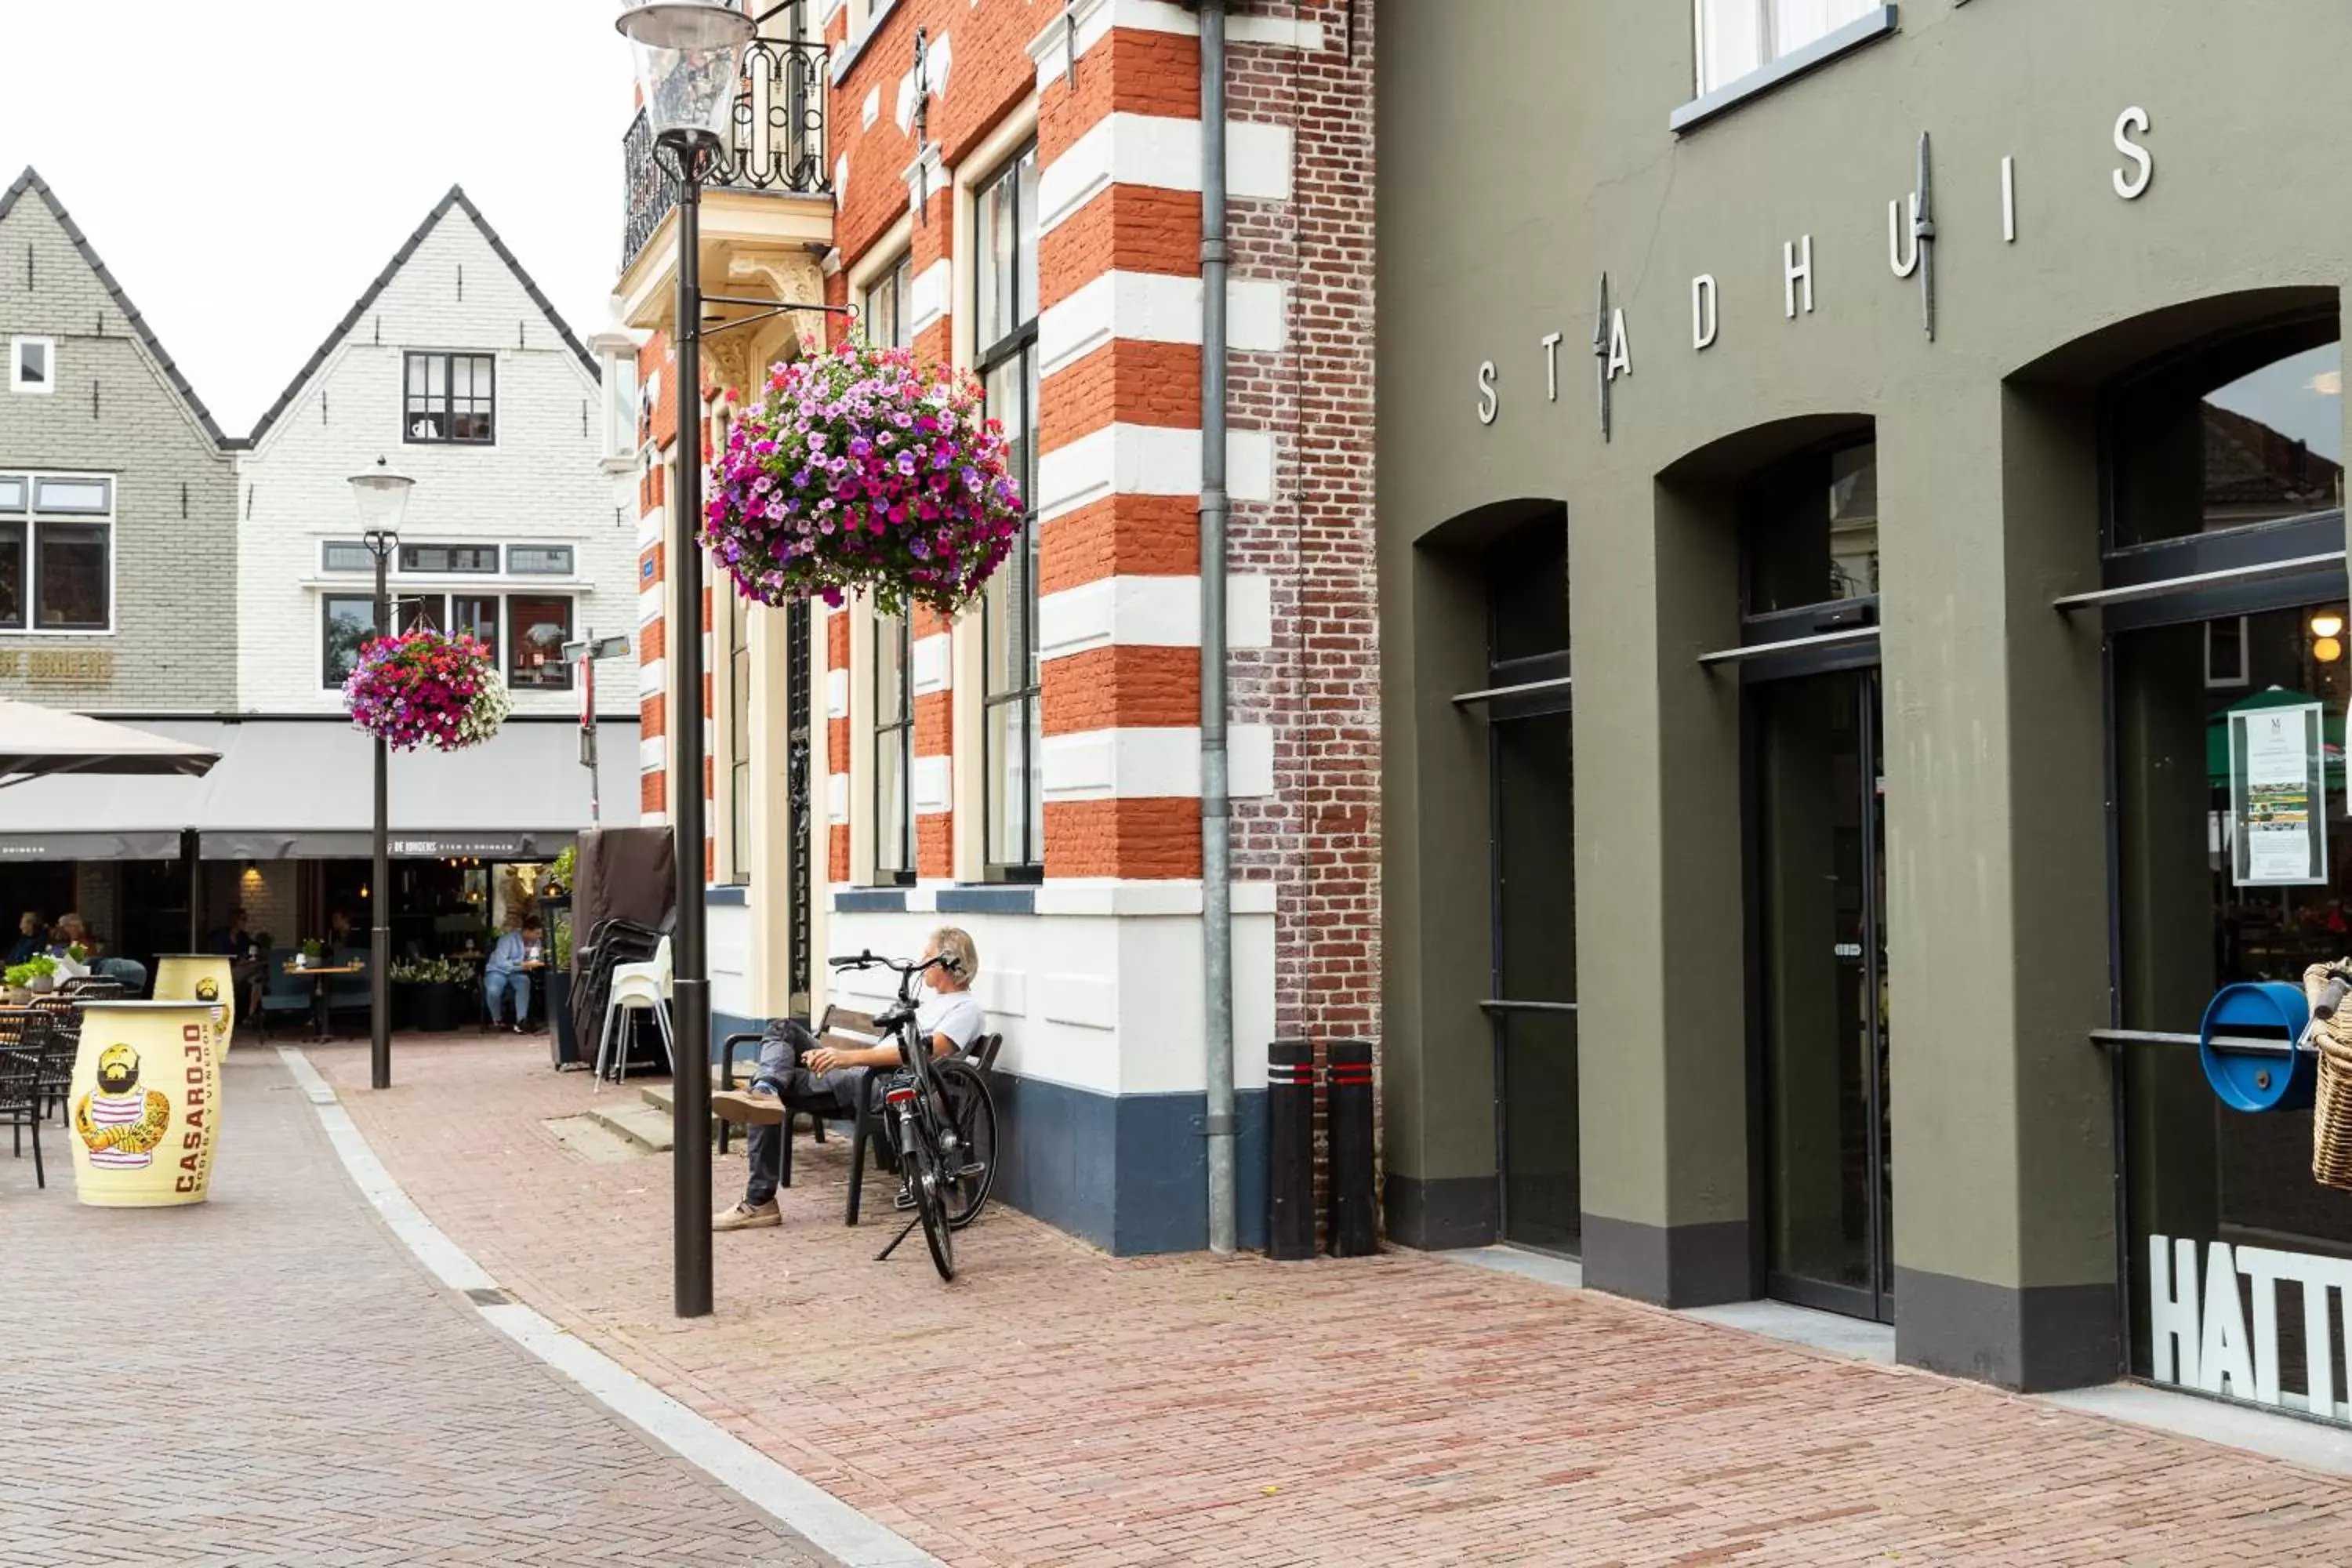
{"left": 1267, "top": 1040, "right": 1316, "bottom": 1260}
{"left": 1326, "top": 1040, "right": 1377, "bottom": 1258}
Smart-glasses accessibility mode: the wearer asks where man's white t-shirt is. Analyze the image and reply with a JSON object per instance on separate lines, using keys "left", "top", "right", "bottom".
{"left": 916, "top": 988, "right": 985, "bottom": 1054}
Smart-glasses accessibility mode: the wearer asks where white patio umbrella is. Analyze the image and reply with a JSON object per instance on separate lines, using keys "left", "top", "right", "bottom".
{"left": 0, "top": 699, "right": 220, "bottom": 788}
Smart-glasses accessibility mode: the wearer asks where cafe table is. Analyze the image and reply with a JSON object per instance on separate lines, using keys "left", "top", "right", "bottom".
{"left": 283, "top": 960, "right": 364, "bottom": 1044}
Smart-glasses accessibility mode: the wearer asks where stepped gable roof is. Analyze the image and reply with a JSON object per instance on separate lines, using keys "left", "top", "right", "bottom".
{"left": 244, "top": 183, "right": 600, "bottom": 448}
{"left": 1, "top": 166, "right": 234, "bottom": 449}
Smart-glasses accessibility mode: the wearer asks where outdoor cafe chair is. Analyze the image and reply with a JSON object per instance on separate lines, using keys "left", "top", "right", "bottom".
{"left": 0, "top": 1008, "right": 60, "bottom": 1188}
{"left": 594, "top": 935, "right": 674, "bottom": 1090}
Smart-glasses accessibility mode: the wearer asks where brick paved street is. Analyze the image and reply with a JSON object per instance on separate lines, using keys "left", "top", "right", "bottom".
{"left": 296, "top": 1033, "right": 2352, "bottom": 1567}
{"left": 0, "top": 1049, "right": 826, "bottom": 1566}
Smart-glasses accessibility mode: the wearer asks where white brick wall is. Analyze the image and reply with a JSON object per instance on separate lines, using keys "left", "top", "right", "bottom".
{"left": 234, "top": 201, "right": 634, "bottom": 716}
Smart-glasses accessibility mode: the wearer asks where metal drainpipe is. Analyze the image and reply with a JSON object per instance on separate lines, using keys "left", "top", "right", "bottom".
{"left": 1197, "top": 0, "right": 1236, "bottom": 1256}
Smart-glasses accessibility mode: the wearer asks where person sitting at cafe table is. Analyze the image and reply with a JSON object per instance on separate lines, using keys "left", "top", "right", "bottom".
{"left": 211, "top": 908, "right": 265, "bottom": 1017}
{"left": 327, "top": 909, "right": 357, "bottom": 952}
{"left": 49, "top": 913, "right": 147, "bottom": 994}
{"left": 6, "top": 911, "right": 45, "bottom": 967}
{"left": 484, "top": 917, "right": 543, "bottom": 1034}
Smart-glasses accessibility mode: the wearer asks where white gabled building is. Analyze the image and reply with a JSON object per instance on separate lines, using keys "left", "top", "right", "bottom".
{"left": 234, "top": 186, "right": 637, "bottom": 719}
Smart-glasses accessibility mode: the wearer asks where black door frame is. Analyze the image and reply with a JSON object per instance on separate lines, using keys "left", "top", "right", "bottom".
{"left": 1740, "top": 653, "right": 1895, "bottom": 1323}
{"left": 1483, "top": 668, "right": 1579, "bottom": 1256}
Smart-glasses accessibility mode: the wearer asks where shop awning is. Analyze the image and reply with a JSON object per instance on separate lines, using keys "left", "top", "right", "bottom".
{"left": 196, "top": 719, "right": 641, "bottom": 860}
{"left": 0, "top": 717, "right": 640, "bottom": 860}
{"left": 0, "top": 720, "right": 232, "bottom": 858}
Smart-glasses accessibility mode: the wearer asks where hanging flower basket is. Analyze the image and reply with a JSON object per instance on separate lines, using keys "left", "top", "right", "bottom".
{"left": 704, "top": 340, "right": 1024, "bottom": 618}
{"left": 342, "top": 630, "right": 510, "bottom": 752}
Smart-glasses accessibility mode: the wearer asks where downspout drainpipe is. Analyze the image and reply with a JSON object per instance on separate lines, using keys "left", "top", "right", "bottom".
{"left": 1197, "top": 0, "right": 1236, "bottom": 1257}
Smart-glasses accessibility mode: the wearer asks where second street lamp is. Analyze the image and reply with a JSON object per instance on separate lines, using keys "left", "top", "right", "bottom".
{"left": 350, "top": 457, "right": 414, "bottom": 1092}
{"left": 619, "top": 0, "right": 755, "bottom": 1321}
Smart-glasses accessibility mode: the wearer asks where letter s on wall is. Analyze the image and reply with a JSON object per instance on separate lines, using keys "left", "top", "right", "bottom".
{"left": 1476, "top": 361, "right": 1498, "bottom": 426}
{"left": 2114, "top": 107, "right": 2153, "bottom": 200}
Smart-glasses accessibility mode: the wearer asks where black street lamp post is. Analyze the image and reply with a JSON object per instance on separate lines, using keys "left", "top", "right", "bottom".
{"left": 351, "top": 458, "right": 415, "bottom": 1093}
{"left": 619, "top": 0, "right": 757, "bottom": 1321}
{"left": 617, "top": 0, "right": 854, "bottom": 1319}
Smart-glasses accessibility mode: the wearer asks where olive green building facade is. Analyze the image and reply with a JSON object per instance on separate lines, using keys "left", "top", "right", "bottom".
{"left": 1377, "top": 1, "right": 2352, "bottom": 1395}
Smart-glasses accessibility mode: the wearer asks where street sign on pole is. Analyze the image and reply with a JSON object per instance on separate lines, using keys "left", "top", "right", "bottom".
{"left": 560, "top": 631, "right": 632, "bottom": 829}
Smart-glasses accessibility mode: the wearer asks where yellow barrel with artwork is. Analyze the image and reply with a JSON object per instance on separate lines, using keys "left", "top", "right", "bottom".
{"left": 154, "top": 953, "right": 238, "bottom": 1061}
{"left": 69, "top": 1001, "right": 223, "bottom": 1207}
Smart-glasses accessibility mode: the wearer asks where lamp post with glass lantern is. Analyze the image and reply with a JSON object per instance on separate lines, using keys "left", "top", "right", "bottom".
{"left": 618, "top": 0, "right": 757, "bottom": 1319}
{"left": 351, "top": 458, "right": 414, "bottom": 1092}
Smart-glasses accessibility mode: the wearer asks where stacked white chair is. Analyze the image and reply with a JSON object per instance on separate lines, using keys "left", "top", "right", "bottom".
{"left": 593, "top": 935, "right": 673, "bottom": 1088}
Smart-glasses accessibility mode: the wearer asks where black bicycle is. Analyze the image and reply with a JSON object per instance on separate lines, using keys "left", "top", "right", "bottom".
{"left": 827, "top": 949, "right": 996, "bottom": 1280}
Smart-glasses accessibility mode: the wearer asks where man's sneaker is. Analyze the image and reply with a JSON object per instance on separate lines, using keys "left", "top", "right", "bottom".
{"left": 713, "top": 1199, "right": 780, "bottom": 1231}
{"left": 710, "top": 1088, "right": 786, "bottom": 1126}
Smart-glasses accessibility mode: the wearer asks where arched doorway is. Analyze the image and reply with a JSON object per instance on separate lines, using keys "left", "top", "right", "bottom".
{"left": 2090, "top": 301, "right": 2348, "bottom": 1409}
{"left": 1725, "top": 429, "right": 1892, "bottom": 1321}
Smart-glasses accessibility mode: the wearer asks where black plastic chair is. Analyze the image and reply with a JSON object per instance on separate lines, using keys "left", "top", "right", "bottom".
{"left": 0, "top": 1009, "right": 59, "bottom": 1187}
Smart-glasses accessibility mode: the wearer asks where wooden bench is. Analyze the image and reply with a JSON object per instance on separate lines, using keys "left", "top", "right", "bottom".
{"left": 716, "top": 1004, "right": 883, "bottom": 1171}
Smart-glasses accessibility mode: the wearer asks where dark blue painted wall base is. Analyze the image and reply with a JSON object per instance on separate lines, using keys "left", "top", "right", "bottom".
{"left": 702, "top": 1007, "right": 1266, "bottom": 1255}
{"left": 993, "top": 1075, "right": 1268, "bottom": 1254}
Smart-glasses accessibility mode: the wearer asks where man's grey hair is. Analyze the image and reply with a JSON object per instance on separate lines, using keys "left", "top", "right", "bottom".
{"left": 928, "top": 926, "right": 979, "bottom": 981}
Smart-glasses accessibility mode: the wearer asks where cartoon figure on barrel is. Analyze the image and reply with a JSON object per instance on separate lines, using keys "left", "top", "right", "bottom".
{"left": 74, "top": 1044, "right": 172, "bottom": 1170}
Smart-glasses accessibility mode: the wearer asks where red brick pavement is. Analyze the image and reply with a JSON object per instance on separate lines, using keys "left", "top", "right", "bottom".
{"left": 315, "top": 1035, "right": 2352, "bottom": 1566}
{"left": 0, "top": 1049, "right": 822, "bottom": 1566}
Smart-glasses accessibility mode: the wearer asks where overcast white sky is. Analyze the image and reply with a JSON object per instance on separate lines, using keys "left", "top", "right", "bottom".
{"left": 0, "top": 2, "right": 637, "bottom": 434}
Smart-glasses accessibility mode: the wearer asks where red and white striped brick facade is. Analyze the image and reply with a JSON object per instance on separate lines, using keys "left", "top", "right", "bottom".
{"left": 635, "top": 0, "right": 1376, "bottom": 1251}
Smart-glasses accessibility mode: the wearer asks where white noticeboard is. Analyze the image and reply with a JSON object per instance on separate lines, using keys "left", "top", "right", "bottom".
{"left": 2228, "top": 701, "right": 2328, "bottom": 887}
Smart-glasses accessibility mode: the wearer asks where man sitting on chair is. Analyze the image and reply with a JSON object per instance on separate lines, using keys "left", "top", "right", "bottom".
{"left": 710, "top": 926, "right": 985, "bottom": 1232}
{"left": 484, "top": 917, "right": 543, "bottom": 1033}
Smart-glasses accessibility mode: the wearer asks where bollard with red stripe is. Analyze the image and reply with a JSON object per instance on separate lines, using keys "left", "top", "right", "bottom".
{"left": 1267, "top": 1040, "right": 1316, "bottom": 1260}
{"left": 1326, "top": 1039, "right": 1377, "bottom": 1258}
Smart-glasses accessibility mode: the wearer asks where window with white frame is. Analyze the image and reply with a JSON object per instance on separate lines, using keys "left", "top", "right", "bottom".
{"left": 874, "top": 612, "right": 915, "bottom": 884}
{"left": 863, "top": 253, "right": 914, "bottom": 350}
{"left": 0, "top": 472, "right": 112, "bottom": 631}
{"left": 9, "top": 337, "right": 55, "bottom": 394}
{"left": 976, "top": 144, "right": 1042, "bottom": 877}
{"left": 603, "top": 351, "right": 639, "bottom": 463}
{"left": 727, "top": 586, "right": 754, "bottom": 884}
{"left": 1694, "top": 0, "right": 1878, "bottom": 96}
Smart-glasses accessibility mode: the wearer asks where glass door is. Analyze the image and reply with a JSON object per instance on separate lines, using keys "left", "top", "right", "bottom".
{"left": 1755, "top": 667, "right": 1893, "bottom": 1321}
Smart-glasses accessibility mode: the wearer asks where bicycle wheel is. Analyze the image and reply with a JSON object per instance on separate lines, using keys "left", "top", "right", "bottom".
{"left": 906, "top": 1121, "right": 956, "bottom": 1281}
{"left": 935, "top": 1059, "right": 997, "bottom": 1230}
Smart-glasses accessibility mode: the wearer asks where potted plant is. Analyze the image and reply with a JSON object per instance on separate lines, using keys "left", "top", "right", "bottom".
{"left": 343, "top": 630, "right": 511, "bottom": 752}
{"left": 392, "top": 956, "right": 475, "bottom": 1033}
{"left": 703, "top": 339, "right": 1023, "bottom": 616}
{"left": 546, "top": 908, "right": 575, "bottom": 1064}
{"left": 4, "top": 954, "right": 57, "bottom": 1004}
{"left": 296, "top": 938, "right": 323, "bottom": 971}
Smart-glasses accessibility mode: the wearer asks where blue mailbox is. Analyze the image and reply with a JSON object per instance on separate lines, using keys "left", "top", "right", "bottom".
{"left": 2199, "top": 982, "right": 2316, "bottom": 1113}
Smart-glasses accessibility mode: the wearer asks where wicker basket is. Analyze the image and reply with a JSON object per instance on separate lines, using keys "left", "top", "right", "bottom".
{"left": 2315, "top": 1020, "right": 2352, "bottom": 1190}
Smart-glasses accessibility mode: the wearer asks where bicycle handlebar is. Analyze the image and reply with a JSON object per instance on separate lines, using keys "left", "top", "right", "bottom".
{"left": 2321, "top": 977, "right": 2352, "bottom": 1022}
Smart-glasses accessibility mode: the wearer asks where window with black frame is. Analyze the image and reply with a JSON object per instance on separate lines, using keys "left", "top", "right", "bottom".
{"left": 1475, "top": 514, "right": 1579, "bottom": 1254}
{"left": 405, "top": 351, "right": 496, "bottom": 444}
{"left": 977, "top": 144, "right": 1042, "bottom": 877}
{"left": 0, "top": 473, "right": 112, "bottom": 632}
{"left": 2100, "top": 314, "right": 2352, "bottom": 1411}
{"left": 874, "top": 613, "right": 915, "bottom": 884}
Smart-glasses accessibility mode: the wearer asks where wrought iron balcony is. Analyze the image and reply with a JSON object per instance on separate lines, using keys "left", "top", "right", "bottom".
{"left": 622, "top": 34, "right": 832, "bottom": 271}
